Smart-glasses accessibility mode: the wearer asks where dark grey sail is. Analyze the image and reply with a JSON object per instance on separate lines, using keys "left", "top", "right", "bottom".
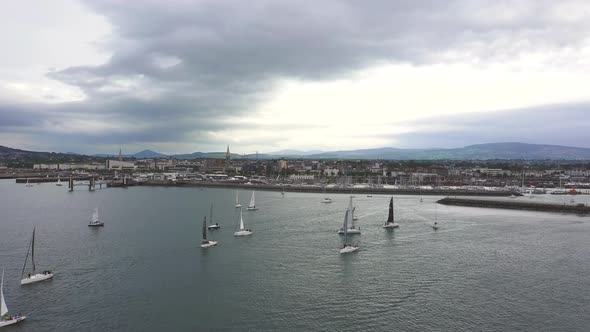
{"left": 387, "top": 197, "right": 394, "bottom": 224}
{"left": 202, "top": 217, "right": 207, "bottom": 241}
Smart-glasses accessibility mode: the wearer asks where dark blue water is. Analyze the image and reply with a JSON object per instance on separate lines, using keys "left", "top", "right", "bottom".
{"left": 1, "top": 180, "right": 589, "bottom": 331}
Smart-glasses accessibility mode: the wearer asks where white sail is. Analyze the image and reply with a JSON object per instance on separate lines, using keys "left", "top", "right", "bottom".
{"left": 1, "top": 269, "right": 7, "bottom": 317}
{"left": 349, "top": 196, "right": 355, "bottom": 228}
{"left": 236, "top": 190, "right": 239, "bottom": 204}
{"left": 239, "top": 209, "right": 245, "bottom": 230}
{"left": 91, "top": 208, "right": 99, "bottom": 224}
{"left": 248, "top": 191, "right": 256, "bottom": 208}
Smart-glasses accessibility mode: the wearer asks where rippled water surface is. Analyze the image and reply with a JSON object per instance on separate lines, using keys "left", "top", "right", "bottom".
{"left": 1, "top": 180, "right": 589, "bottom": 331}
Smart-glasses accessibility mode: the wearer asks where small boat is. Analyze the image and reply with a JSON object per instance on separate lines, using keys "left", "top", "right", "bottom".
{"left": 366, "top": 195, "right": 372, "bottom": 198}
{"left": 383, "top": 197, "right": 400, "bottom": 229}
{"left": 20, "top": 227, "right": 54, "bottom": 285}
{"left": 509, "top": 194, "right": 517, "bottom": 199}
{"left": 339, "top": 209, "right": 359, "bottom": 254}
{"left": 430, "top": 204, "right": 439, "bottom": 230}
{"left": 201, "top": 217, "right": 218, "bottom": 248}
{"left": 56, "top": 176, "right": 63, "bottom": 186}
{"left": 88, "top": 208, "right": 104, "bottom": 227}
{"left": 235, "top": 190, "right": 242, "bottom": 208}
{"left": 207, "top": 204, "right": 220, "bottom": 230}
{"left": 25, "top": 179, "right": 33, "bottom": 187}
{"left": 281, "top": 187, "right": 285, "bottom": 196}
{"left": 246, "top": 191, "right": 258, "bottom": 211}
{"left": 234, "top": 209, "right": 253, "bottom": 236}
{"left": 338, "top": 196, "right": 360, "bottom": 234}
{"left": 0, "top": 269, "right": 27, "bottom": 328}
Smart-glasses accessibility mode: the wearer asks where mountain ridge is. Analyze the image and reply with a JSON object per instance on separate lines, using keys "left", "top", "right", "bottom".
{"left": 3, "top": 142, "right": 590, "bottom": 161}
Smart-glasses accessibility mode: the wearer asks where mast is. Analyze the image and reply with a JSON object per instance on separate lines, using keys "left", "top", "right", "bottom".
{"left": 1, "top": 269, "right": 8, "bottom": 317}
{"left": 202, "top": 217, "right": 207, "bottom": 240}
{"left": 209, "top": 204, "right": 213, "bottom": 225}
{"left": 387, "top": 197, "right": 394, "bottom": 224}
{"left": 31, "top": 227, "right": 36, "bottom": 274}
{"left": 343, "top": 209, "right": 349, "bottom": 245}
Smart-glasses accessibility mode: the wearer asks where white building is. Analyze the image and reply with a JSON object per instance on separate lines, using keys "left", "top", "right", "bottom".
{"left": 106, "top": 160, "right": 136, "bottom": 170}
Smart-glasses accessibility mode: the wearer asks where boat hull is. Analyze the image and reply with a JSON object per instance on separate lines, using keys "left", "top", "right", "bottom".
{"left": 338, "top": 228, "right": 361, "bottom": 234}
{"left": 21, "top": 273, "right": 53, "bottom": 285}
{"left": 0, "top": 316, "right": 27, "bottom": 327}
{"left": 339, "top": 246, "right": 359, "bottom": 254}
{"left": 234, "top": 230, "right": 253, "bottom": 236}
{"left": 246, "top": 207, "right": 258, "bottom": 211}
{"left": 88, "top": 223, "right": 104, "bottom": 227}
{"left": 321, "top": 199, "right": 332, "bottom": 203}
{"left": 383, "top": 223, "right": 400, "bottom": 229}
{"left": 235, "top": 204, "right": 242, "bottom": 208}
{"left": 201, "top": 241, "right": 218, "bottom": 248}
{"left": 207, "top": 225, "right": 220, "bottom": 230}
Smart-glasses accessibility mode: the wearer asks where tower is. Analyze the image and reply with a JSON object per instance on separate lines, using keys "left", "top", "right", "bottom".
{"left": 224, "top": 145, "right": 231, "bottom": 173}
{"left": 118, "top": 148, "right": 122, "bottom": 161}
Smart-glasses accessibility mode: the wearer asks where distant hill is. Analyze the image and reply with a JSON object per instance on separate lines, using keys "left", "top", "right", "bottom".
{"left": 132, "top": 149, "right": 168, "bottom": 158}
{"left": 4, "top": 142, "right": 590, "bottom": 162}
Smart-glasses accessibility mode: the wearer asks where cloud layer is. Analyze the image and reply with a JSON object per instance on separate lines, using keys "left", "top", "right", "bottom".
{"left": 1, "top": 0, "right": 590, "bottom": 153}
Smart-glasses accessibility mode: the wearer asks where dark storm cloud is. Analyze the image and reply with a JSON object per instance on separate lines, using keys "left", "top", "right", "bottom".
{"left": 393, "top": 102, "right": 590, "bottom": 148}
{"left": 2, "top": 0, "right": 590, "bottom": 152}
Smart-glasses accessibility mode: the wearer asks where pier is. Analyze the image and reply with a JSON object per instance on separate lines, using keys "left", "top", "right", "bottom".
{"left": 437, "top": 197, "right": 590, "bottom": 214}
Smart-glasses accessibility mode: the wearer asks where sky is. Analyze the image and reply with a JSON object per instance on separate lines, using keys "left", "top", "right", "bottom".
{"left": 1, "top": 0, "right": 590, "bottom": 154}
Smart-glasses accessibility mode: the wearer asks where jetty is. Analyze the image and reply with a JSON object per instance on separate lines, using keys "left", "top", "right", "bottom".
{"left": 437, "top": 197, "right": 590, "bottom": 214}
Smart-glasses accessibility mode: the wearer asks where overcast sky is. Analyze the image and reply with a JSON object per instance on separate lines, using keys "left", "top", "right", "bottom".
{"left": 1, "top": 0, "right": 590, "bottom": 154}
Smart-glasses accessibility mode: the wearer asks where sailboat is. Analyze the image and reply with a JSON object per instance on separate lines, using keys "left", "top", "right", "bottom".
{"left": 0, "top": 269, "right": 27, "bottom": 328}
{"left": 338, "top": 196, "right": 361, "bottom": 234}
{"left": 207, "top": 204, "right": 220, "bottom": 230}
{"left": 56, "top": 176, "right": 63, "bottom": 186}
{"left": 201, "top": 217, "right": 218, "bottom": 248}
{"left": 321, "top": 185, "right": 332, "bottom": 203}
{"left": 234, "top": 209, "right": 252, "bottom": 236}
{"left": 88, "top": 208, "right": 104, "bottom": 227}
{"left": 339, "top": 209, "right": 359, "bottom": 254}
{"left": 430, "top": 204, "right": 439, "bottom": 230}
{"left": 351, "top": 207, "right": 358, "bottom": 221}
{"left": 25, "top": 179, "right": 33, "bottom": 187}
{"left": 20, "top": 227, "right": 53, "bottom": 285}
{"left": 235, "top": 190, "right": 242, "bottom": 208}
{"left": 383, "top": 197, "right": 400, "bottom": 228}
{"left": 246, "top": 191, "right": 258, "bottom": 211}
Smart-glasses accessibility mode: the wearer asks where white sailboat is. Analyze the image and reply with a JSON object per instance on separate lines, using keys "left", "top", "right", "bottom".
{"left": 339, "top": 209, "right": 359, "bottom": 254}
{"left": 88, "top": 208, "right": 104, "bottom": 227}
{"left": 25, "top": 179, "right": 33, "bottom": 187}
{"left": 234, "top": 209, "right": 252, "bottom": 236}
{"left": 56, "top": 176, "right": 63, "bottom": 186}
{"left": 321, "top": 185, "right": 332, "bottom": 203}
{"left": 246, "top": 191, "right": 258, "bottom": 211}
{"left": 207, "top": 204, "right": 220, "bottom": 230}
{"left": 235, "top": 190, "right": 242, "bottom": 208}
{"left": 383, "top": 197, "right": 400, "bottom": 228}
{"left": 338, "top": 196, "right": 360, "bottom": 234}
{"left": 201, "top": 216, "right": 218, "bottom": 248}
{"left": 20, "top": 227, "right": 53, "bottom": 285}
{"left": 352, "top": 207, "right": 358, "bottom": 221}
{"left": 0, "top": 269, "right": 27, "bottom": 328}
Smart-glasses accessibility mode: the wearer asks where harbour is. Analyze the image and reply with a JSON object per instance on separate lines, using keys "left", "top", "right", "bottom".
{"left": 1, "top": 179, "right": 589, "bottom": 331}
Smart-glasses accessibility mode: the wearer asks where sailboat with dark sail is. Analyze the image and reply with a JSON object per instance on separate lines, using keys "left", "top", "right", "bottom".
{"left": 20, "top": 227, "right": 53, "bottom": 285}
{"left": 201, "top": 217, "right": 218, "bottom": 248}
{"left": 383, "top": 197, "right": 400, "bottom": 229}
{"left": 207, "top": 204, "right": 220, "bottom": 230}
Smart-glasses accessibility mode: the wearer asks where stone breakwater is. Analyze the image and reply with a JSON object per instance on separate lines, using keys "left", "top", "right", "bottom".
{"left": 437, "top": 197, "right": 590, "bottom": 214}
